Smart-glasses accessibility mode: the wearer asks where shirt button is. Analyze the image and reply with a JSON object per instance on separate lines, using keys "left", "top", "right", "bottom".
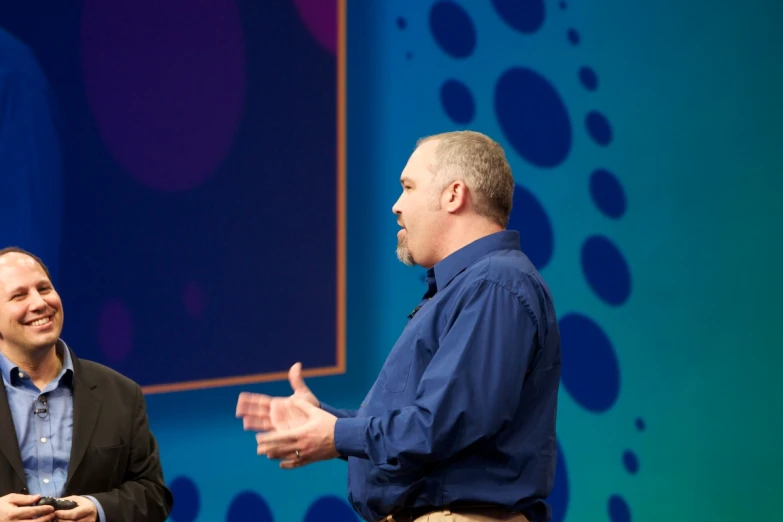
{"left": 18, "top": 371, "right": 24, "bottom": 379}
{"left": 43, "top": 478, "right": 50, "bottom": 484}
{"left": 41, "top": 437, "right": 47, "bottom": 443}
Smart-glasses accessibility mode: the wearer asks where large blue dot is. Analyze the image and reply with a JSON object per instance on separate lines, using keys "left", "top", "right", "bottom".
{"left": 567, "top": 29, "right": 580, "bottom": 45}
{"left": 581, "top": 235, "right": 631, "bottom": 305}
{"left": 491, "top": 0, "right": 546, "bottom": 34}
{"left": 429, "top": 1, "right": 476, "bottom": 58}
{"left": 586, "top": 111, "right": 613, "bottom": 146}
{"left": 559, "top": 313, "right": 621, "bottom": 412}
{"left": 623, "top": 450, "right": 639, "bottom": 474}
{"left": 226, "top": 491, "right": 274, "bottom": 522}
{"left": 304, "top": 495, "right": 359, "bottom": 522}
{"left": 548, "top": 440, "right": 569, "bottom": 522}
{"left": 579, "top": 67, "right": 598, "bottom": 91}
{"left": 608, "top": 495, "right": 631, "bottom": 522}
{"left": 507, "top": 184, "right": 554, "bottom": 269}
{"left": 440, "top": 79, "right": 475, "bottom": 124}
{"left": 168, "top": 476, "right": 199, "bottom": 522}
{"left": 589, "top": 168, "right": 626, "bottom": 219}
{"left": 495, "top": 67, "right": 572, "bottom": 168}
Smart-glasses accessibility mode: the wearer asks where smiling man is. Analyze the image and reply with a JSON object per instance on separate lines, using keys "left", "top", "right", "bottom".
{"left": 0, "top": 247, "right": 172, "bottom": 522}
{"left": 238, "top": 131, "right": 562, "bottom": 522}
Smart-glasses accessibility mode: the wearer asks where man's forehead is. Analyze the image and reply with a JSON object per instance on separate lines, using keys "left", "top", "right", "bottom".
{"left": 0, "top": 252, "right": 39, "bottom": 268}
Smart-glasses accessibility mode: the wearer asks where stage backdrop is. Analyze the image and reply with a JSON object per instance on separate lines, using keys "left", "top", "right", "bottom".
{"left": 1, "top": 0, "right": 780, "bottom": 521}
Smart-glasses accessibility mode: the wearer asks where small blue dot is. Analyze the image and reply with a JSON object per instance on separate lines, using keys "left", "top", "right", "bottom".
{"left": 579, "top": 67, "right": 598, "bottom": 91}
{"left": 406, "top": 52, "right": 413, "bottom": 60}
{"left": 636, "top": 417, "right": 646, "bottom": 431}
{"left": 567, "top": 29, "right": 580, "bottom": 45}
{"left": 495, "top": 67, "right": 572, "bottom": 168}
{"left": 168, "top": 476, "right": 199, "bottom": 522}
{"left": 397, "top": 17, "right": 407, "bottom": 29}
{"left": 429, "top": 1, "right": 476, "bottom": 58}
{"left": 491, "top": 0, "right": 546, "bottom": 34}
{"left": 507, "top": 184, "right": 554, "bottom": 269}
{"left": 589, "top": 168, "right": 626, "bottom": 219}
{"left": 440, "top": 79, "right": 475, "bottom": 124}
{"left": 559, "top": 313, "right": 621, "bottom": 412}
{"left": 608, "top": 495, "right": 631, "bottom": 522}
{"left": 581, "top": 235, "right": 631, "bottom": 305}
{"left": 586, "top": 111, "right": 613, "bottom": 146}
{"left": 623, "top": 450, "right": 639, "bottom": 474}
{"left": 560, "top": 1, "right": 567, "bottom": 9}
{"left": 304, "top": 495, "right": 359, "bottom": 522}
{"left": 549, "top": 440, "right": 570, "bottom": 522}
{"left": 226, "top": 491, "right": 274, "bottom": 522}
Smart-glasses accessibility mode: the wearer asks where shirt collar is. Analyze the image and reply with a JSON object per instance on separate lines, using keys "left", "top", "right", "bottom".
{"left": 430, "top": 230, "right": 521, "bottom": 293}
{"left": 0, "top": 339, "right": 75, "bottom": 387}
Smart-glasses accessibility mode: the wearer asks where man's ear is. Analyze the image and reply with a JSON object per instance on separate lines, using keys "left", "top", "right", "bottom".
{"left": 443, "top": 180, "right": 468, "bottom": 213}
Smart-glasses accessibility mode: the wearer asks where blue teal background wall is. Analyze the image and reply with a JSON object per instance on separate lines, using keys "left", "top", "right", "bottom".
{"left": 2, "top": 0, "right": 781, "bottom": 521}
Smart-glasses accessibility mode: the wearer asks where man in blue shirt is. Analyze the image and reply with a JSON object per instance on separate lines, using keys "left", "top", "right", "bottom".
{"left": 0, "top": 247, "right": 173, "bottom": 522}
{"left": 237, "top": 131, "right": 561, "bottom": 522}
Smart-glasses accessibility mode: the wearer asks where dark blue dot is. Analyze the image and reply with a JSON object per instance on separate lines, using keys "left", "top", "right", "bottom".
{"left": 168, "top": 476, "right": 199, "bottom": 522}
{"left": 491, "top": 0, "right": 546, "bottom": 34}
{"left": 581, "top": 235, "right": 631, "bottom": 305}
{"left": 635, "top": 417, "right": 646, "bottom": 431}
{"left": 226, "top": 491, "right": 273, "bottom": 522}
{"left": 559, "top": 313, "right": 620, "bottom": 412}
{"left": 567, "top": 29, "right": 580, "bottom": 45}
{"left": 507, "top": 184, "right": 554, "bottom": 269}
{"left": 440, "top": 79, "right": 475, "bottom": 124}
{"left": 495, "top": 67, "right": 572, "bottom": 168}
{"left": 560, "top": 1, "right": 567, "bottom": 9}
{"left": 589, "top": 169, "right": 626, "bottom": 219}
{"left": 579, "top": 67, "right": 598, "bottom": 91}
{"left": 608, "top": 495, "right": 631, "bottom": 522}
{"left": 406, "top": 52, "right": 413, "bottom": 60}
{"left": 397, "top": 17, "right": 407, "bottom": 29}
{"left": 304, "top": 495, "right": 359, "bottom": 522}
{"left": 548, "top": 440, "right": 569, "bottom": 522}
{"left": 429, "top": 1, "right": 476, "bottom": 58}
{"left": 586, "top": 111, "right": 613, "bottom": 146}
{"left": 623, "top": 450, "right": 639, "bottom": 474}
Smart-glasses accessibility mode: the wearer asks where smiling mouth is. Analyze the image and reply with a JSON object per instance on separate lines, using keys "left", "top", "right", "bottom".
{"left": 26, "top": 316, "right": 52, "bottom": 327}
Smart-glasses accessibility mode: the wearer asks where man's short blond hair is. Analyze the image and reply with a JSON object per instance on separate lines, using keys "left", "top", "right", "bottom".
{"left": 417, "top": 130, "right": 515, "bottom": 227}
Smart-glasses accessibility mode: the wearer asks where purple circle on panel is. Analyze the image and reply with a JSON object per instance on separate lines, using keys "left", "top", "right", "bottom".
{"left": 182, "top": 281, "right": 207, "bottom": 318}
{"left": 80, "top": 0, "right": 246, "bottom": 192}
{"left": 293, "top": 0, "right": 338, "bottom": 55}
{"left": 97, "top": 298, "right": 133, "bottom": 363}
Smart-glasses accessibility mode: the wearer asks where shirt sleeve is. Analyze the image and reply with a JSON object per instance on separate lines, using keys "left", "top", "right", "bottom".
{"left": 333, "top": 279, "right": 537, "bottom": 472}
{"left": 83, "top": 495, "right": 106, "bottom": 522}
{"left": 320, "top": 403, "right": 358, "bottom": 419}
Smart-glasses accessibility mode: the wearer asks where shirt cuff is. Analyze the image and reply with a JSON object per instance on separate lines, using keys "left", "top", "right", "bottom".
{"left": 82, "top": 495, "right": 105, "bottom": 522}
{"left": 334, "top": 417, "right": 371, "bottom": 458}
{"left": 320, "top": 402, "right": 343, "bottom": 417}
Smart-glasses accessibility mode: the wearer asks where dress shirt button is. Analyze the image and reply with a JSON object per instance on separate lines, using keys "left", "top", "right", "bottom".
{"left": 43, "top": 478, "right": 50, "bottom": 484}
{"left": 18, "top": 371, "right": 24, "bottom": 379}
{"left": 40, "top": 437, "right": 47, "bottom": 443}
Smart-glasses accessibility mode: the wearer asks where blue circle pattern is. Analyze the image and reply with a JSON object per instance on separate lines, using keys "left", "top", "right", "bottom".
{"left": 226, "top": 491, "right": 274, "bottom": 522}
{"left": 168, "top": 476, "right": 200, "bottom": 522}
{"left": 581, "top": 235, "right": 631, "bottom": 306}
{"left": 490, "top": 0, "right": 546, "bottom": 34}
{"left": 559, "top": 313, "right": 621, "bottom": 412}
{"left": 427, "top": 3, "right": 637, "bottom": 520}
{"left": 304, "top": 495, "right": 360, "bottom": 522}
{"left": 579, "top": 66, "right": 598, "bottom": 91}
{"left": 440, "top": 79, "right": 475, "bottom": 124}
{"left": 608, "top": 495, "right": 632, "bottom": 522}
{"left": 586, "top": 111, "right": 613, "bottom": 146}
{"left": 494, "top": 67, "right": 572, "bottom": 168}
{"left": 623, "top": 450, "right": 639, "bottom": 474}
{"left": 508, "top": 184, "right": 554, "bottom": 269}
{"left": 590, "top": 169, "right": 626, "bottom": 218}
{"left": 429, "top": 1, "right": 476, "bottom": 58}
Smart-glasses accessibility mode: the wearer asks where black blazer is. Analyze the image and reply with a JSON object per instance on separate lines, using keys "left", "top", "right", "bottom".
{"left": 0, "top": 348, "right": 173, "bottom": 522}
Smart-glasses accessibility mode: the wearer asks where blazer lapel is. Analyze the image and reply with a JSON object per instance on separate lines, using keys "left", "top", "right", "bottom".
{"left": 65, "top": 352, "right": 101, "bottom": 487}
{"left": 0, "top": 383, "right": 26, "bottom": 486}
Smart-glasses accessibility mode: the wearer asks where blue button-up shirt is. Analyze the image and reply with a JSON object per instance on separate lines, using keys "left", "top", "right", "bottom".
{"left": 330, "top": 231, "right": 561, "bottom": 522}
{"left": 0, "top": 342, "right": 105, "bottom": 521}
